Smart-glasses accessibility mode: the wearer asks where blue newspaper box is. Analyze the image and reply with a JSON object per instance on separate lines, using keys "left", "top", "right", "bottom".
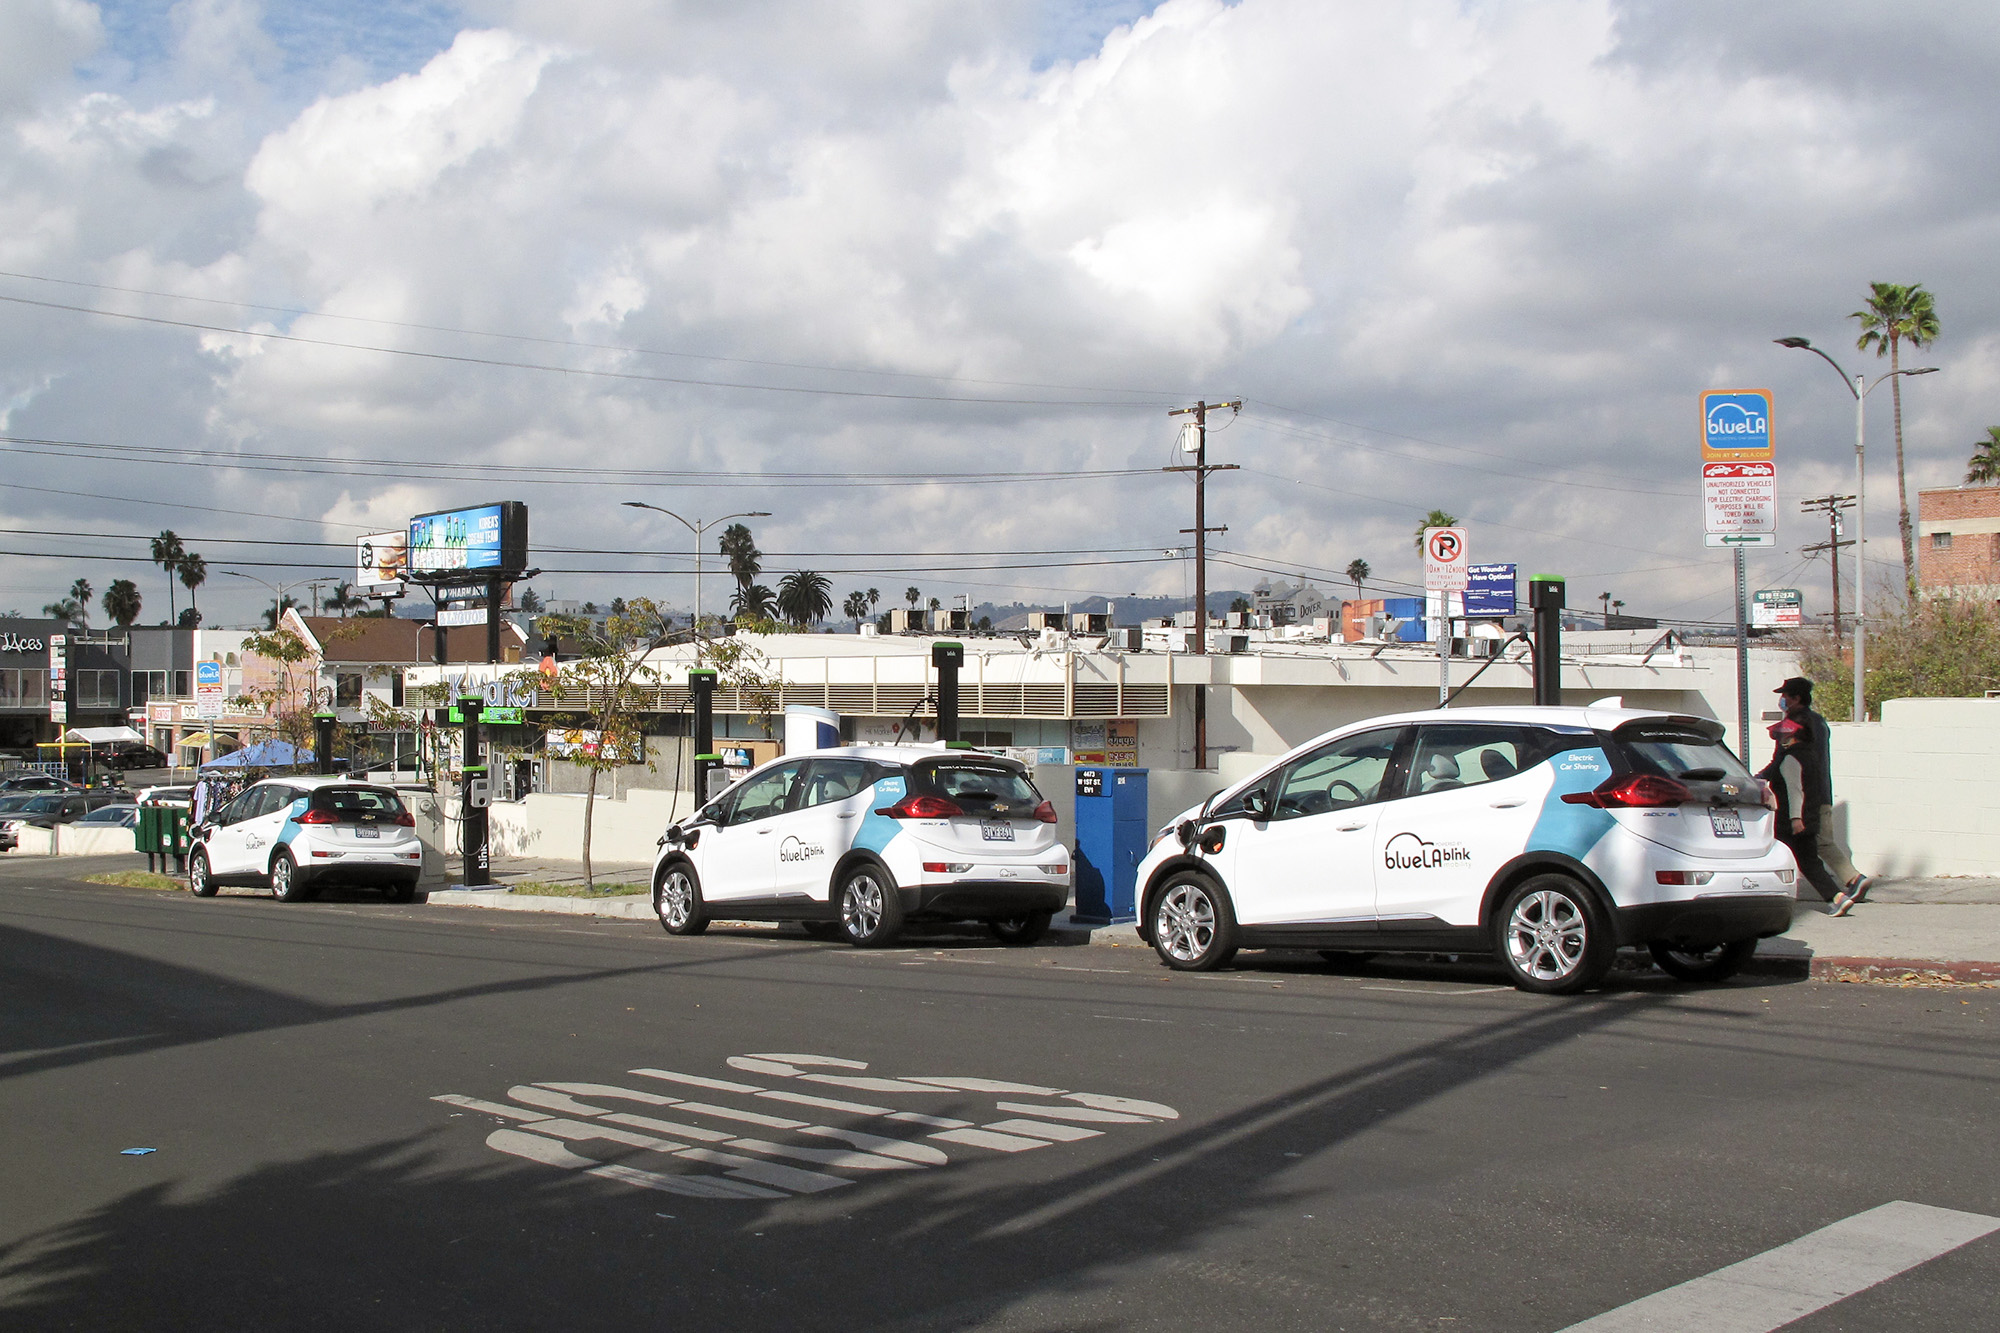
{"left": 1072, "top": 766, "right": 1147, "bottom": 923}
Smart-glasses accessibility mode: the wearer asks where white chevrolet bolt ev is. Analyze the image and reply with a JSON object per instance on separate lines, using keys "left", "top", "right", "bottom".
{"left": 189, "top": 777, "right": 425, "bottom": 902}
{"left": 652, "top": 746, "right": 1072, "bottom": 947}
{"left": 1133, "top": 702, "right": 1797, "bottom": 993}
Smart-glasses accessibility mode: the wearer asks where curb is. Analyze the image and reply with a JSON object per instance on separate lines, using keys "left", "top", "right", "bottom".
{"left": 1808, "top": 957, "right": 2000, "bottom": 984}
{"left": 426, "top": 889, "right": 654, "bottom": 919}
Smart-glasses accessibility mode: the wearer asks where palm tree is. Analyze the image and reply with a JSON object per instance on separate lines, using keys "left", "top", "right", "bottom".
{"left": 1412, "top": 509, "right": 1458, "bottom": 553}
{"left": 904, "top": 586, "right": 921, "bottom": 610}
{"left": 261, "top": 595, "right": 299, "bottom": 630}
{"left": 1852, "top": 282, "right": 1940, "bottom": 596}
{"left": 1967, "top": 427, "right": 2000, "bottom": 485}
{"left": 866, "top": 588, "right": 881, "bottom": 612}
{"left": 102, "top": 579, "right": 143, "bottom": 627}
{"left": 718, "top": 523, "right": 762, "bottom": 592}
{"left": 150, "top": 530, "right": 186, "bottom": 626}
{"left": 68, "top": 578, "right": 93, "bottom": 631}
{"left": 842, "top": 591, "right": 871, "bottom": 624}
{"left": 41, "top": 596, "right": 81, "bottom": 622}
{"left": 322, "top": 579, "right": 363, "bottom": 617}
{"left": 777, "top": 570, "right": 833, "bottom": 627}
{"left": 177, "top": 554, "right": 206, "bottom": 625}
{"left": 730, "top": 583, "right": 776, "bottom": 622}
{"left": 1344, "top": 559, "right": 1369, "bottom": 601}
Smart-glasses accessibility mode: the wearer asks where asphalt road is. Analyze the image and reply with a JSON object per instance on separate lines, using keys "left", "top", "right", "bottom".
{"left": 2, "top": 860, "right": 1996, "bottom": 1332}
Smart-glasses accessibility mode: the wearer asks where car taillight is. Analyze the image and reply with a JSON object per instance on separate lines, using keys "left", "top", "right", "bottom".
{"left": 295, "top": 809, "right": 339, "bottom": 824}
{"left": 875, "top": 795, "right": 964, "bottom": 819}
{"left": 1654, "top": 870, "right": 1714, "bottom": 885}
{"left": 1032, "top": 800, "right": 1057, "bottom": 824}
{"left": 393, "top": 811, "right": 415, "bottom": 826}
{"left": 1561, "top": 774, "right": 1692, "bottom": 809}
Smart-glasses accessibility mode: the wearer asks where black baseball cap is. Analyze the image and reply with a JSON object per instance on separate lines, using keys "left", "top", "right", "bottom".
{"left": 1775, "top": 676, "right": 1813, "bottom": 701}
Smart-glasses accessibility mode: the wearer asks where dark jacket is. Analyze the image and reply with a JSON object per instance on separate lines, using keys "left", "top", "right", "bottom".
{"left": 1797, "top": 707, "right": 1835, "bottom": 808}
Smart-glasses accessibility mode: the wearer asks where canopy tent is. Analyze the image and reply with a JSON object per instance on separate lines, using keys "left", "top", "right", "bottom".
{"left": 59, "top": 726, "right": 146, "bottom": 746}
{"left": 199, "top": 740, "right": 313, "bottom": 771}
{"left": 177, "top": 732, "right": 240, "bottom": 749}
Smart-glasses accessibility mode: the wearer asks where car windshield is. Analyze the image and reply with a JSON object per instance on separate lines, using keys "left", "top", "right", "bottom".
{"left": 0, "top": 795, "right": 38, "bottom": 812}
{"left": 82, "top": 806, "right": 136, "bottom": 823}
{"left": 1616, "top": 724, "right": 1752, "bottom": 782}
{"left": 923, "top": 763, "right": 1040, "bottom": 808}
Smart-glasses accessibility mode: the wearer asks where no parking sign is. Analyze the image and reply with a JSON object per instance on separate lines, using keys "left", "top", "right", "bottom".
{"left": 1423, "top": 527, "right": 1470, "bottom": 592}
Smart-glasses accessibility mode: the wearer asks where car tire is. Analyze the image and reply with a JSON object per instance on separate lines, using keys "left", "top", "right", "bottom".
{"left": 1149, "top": 870, "right": 1238, "bottom": 972}
{"left": 1648, "top": 938, "right": 1757, "bottom": 983}
{"left": 1494, "top": 874, "right": 1614, "bottom": 994}
{"left": 988, "top": 910, "right": 1053, "bottom": 947}
{"left": 385, "top": 877, "right": 418, "bottom": 904}
{"left": 655, "top": 863, "right": 710, "bottom": 936}
{"left": 836, "top": 864, "right": 904, "bottom": 948}
{"left": 269, "top": 850, "right": 309, "bottom": 903}
{"left": 189, "top": 849, "right": 218, "bottom": 898}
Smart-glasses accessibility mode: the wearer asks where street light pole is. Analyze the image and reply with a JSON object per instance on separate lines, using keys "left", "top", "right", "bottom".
{"left": 622, "top": 504, "right": 771, "bottom": 659}
{"left": 1774, "top": 338, "right": 1937, "bottom": 722}
{"left": 222, "top": 569, "right": 302, "bottom": 631}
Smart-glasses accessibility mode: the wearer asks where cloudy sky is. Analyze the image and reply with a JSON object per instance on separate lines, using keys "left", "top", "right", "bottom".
{"left": 2, "top": 0, "right": 1996, "bottom": 629}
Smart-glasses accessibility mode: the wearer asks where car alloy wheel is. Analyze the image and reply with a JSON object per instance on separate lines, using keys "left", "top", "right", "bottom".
{"left": 1496, "top": 875, "right": 1612, "bottom": 994}
{"left": 270, "top": 851, "right": 306, "bottom": 903}
{"left": 189, "top": 849, "right": 217, "bottom": 897}
{"left": 838, "top": 867, "right": 903, "bottom": 947}
{"left": 655, "top": 865, "right": 709, "bottom": 936}
{"left": 1150, "top": 872, "right": 1237, "bottom": 972}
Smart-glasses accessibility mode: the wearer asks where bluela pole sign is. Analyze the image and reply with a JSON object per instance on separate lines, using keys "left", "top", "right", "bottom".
{"left": 1702, "top": 460, "right": 1778, "bottom": 547}
{"left": 195, "top": 660, "right": 225, "bottom": 720}
{"left": 1701, "top": 389, "right": 1774, "bottom": 462}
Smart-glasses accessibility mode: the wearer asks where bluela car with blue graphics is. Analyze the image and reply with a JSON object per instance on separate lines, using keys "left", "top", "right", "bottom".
{"left": 188, "top": 776, "right": 423, "bottom": 903}
{"left": 653, "top": 746, "right": 1070, "bottom": 948}
{"left": 1133, "top": 702, "right": 1795, "bottom": 993}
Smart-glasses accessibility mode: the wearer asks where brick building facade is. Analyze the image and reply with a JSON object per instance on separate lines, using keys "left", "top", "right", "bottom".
{"left": 1917, "top": 485, "right": 2000, "bottom": 600}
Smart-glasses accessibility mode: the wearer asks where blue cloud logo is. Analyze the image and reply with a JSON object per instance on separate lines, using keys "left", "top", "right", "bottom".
{"left": 1705, "top": 394, "right": 1770, "bottom": 444}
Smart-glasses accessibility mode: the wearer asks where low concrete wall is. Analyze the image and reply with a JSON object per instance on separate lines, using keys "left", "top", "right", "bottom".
{"left": 1831, "top": 698, "right": 2000, "bottom": 878}
{"left": 9, "top": 826, "right": 138, "bottom": 857}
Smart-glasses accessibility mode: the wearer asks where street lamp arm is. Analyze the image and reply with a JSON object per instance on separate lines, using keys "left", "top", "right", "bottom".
{"left": 1774, "top": 337, "right": 1859, "bottom": 399}
{"left": 622, "top": 501, "right": 699, "bottom": 536}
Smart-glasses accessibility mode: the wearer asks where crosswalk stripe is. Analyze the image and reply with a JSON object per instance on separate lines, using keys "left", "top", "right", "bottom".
{"left": 1557, "top": 1200, "right": 2000, "bottom": 1333}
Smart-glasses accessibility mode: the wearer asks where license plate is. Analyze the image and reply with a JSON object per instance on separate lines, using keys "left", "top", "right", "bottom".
{"left": 1708, "top": 808, "right": 1743, "bottom": 838}
{"left": 981, "top": 822, "right": 1014, "bottom": 842}
{"left": 355, "top": 826, "right": 380, "bottom": 839}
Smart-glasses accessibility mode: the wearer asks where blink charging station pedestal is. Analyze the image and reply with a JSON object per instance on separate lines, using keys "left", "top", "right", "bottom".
{"left": 1529, "top": 575, "right": 1565, "bottom": 707}
{"left": 688, "top": 669, "right": 719, "bottom": 803}
{"left": 1072, "top": 767, "right": 1147, "bottom": 923}
{"left": 458, "top": 694, "right": 491, "bottom": 886}
{"left": 313, "top": 712, "right": 336, "bottom": 775}
{"left": 931, "top": 641, "right": 964, "bottom": 741}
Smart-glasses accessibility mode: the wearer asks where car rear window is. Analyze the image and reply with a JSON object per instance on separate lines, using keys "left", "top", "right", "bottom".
{"left": 1613, "top": 724, "right": 1752, "bottom": 782}
{"left": 920, "top": 762, "right": 1040, "bottom": 808}
{"left": 309, "top": 787, "right": 406, "bottom": 820}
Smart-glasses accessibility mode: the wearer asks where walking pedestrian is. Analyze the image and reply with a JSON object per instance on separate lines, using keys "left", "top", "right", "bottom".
{"left": 1775, "top": 677, "right": 1874, "bottom": 915}
{"left": 1759, "top": 717, "right": 1844, "bottom": 905}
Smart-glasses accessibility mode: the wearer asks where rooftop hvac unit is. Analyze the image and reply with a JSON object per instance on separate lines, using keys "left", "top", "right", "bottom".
{"left": 1173, "top": 610, "right": 1197, "bottom": 629}
{"left": 1069, "top": 612, "right": 1110, "bottom": 635}
{"left": 1209, "top": 632, "right": 1250, "bottom": 654}
{"left": 1103, "top": 626, "right": 1141, "bottom": 650}
{"left": 1222, "top": 611, "right": 1249, "bottom": 629}
{"left": 888, "top": 608, "right": 925, "bottom": 634}
{"left": 943, "top": 608, "right": 969, "bottom": 633}
{"left": 1026, "top": 611, "right": 1064, "bottom": 632}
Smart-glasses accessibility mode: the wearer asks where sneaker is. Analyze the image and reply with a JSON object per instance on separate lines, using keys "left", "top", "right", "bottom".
{"left": 1846, "top": 874, "right": 1874, "bottom": 903}
{"left": 1829, "top": 892, "right": 1855, "bottom": 917}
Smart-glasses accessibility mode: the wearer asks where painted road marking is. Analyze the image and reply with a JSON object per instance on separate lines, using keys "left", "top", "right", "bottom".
{"left": 1557, "top": 1200, "right": 2000, "bottom": 1332}
{"left": 435, "top": 1051, "right": 1179, "bottom": 1202}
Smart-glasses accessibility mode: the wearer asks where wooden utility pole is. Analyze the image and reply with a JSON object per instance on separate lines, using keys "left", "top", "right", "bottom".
{"left": 1800, "top": 493, "right": 1856, "bottom": 646}
{"left": 1165, "top": 399, "right": 1240, "bottom": 768}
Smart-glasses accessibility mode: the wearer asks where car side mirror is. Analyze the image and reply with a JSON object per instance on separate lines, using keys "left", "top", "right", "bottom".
{"left": 1243, "top": 787, "right": 1272, "bottom": 821}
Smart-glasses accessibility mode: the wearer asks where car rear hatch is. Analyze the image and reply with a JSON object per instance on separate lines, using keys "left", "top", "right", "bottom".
{"left": 1568, "top": 716, "right": 1775, "bottom": 861}
{"left": 299, "top": 785, "right": 415, "bottom": 845}
{"left": 905, "top": 756, "right": 1060, "bottom": 857}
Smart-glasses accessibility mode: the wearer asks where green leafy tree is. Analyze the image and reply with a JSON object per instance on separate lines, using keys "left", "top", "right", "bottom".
{"left": 1967, "top": 427, "right": 2000, "bottom": 485}
{"left": 518, "top": 588, "right": 544, "bottom": 614}
{"left": 777, "top": 570, "right": 833, "bottom": 627}
{"left": 102, "top": 578, "right": 143, "bottom": 627}
{"left": 1345, "top": 559, "right": 1370, "bottom": 600}
{"left": 719, "top": 523, "right": 762, "bottom": 592}
{"left": 1412, "top": 509, "right": 1458, "bottom": 553}
{"left": 1796, "top": 593, "right": 2000, "bottom": 721}
{"left": 150, "top": 530, "right": 185, "bottom": 626}
{"left": 1852, "top": 282, "right": 1941, "bottom": 596}
{"left": 533, "top": 599, "right": 675, "bottom": 888}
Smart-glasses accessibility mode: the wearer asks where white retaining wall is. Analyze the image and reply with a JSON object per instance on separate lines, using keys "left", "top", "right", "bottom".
{"left": 1830, "top": 698, "right": 2000, "bottom": 878}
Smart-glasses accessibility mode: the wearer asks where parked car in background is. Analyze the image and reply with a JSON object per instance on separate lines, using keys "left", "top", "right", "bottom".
{"left": 94, "top": 743, "right": 171, "bottom": 772}
{"left": 653, "top": 746, "right": 1071, "bottom": 947}
{"left": 188, "top": 777, "right": 424, "bottom": 902}
{"left": 1133, "top": 702, "right": 1795, "bottom": 994}
{"left": 77, "top": 804, "right": 140, "bottom": 829}
{"left": 0, "top": 790, "right": 132, "bottom": 845}
{"left": 0, "top": 773, "right": 81, "bottom": 794}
